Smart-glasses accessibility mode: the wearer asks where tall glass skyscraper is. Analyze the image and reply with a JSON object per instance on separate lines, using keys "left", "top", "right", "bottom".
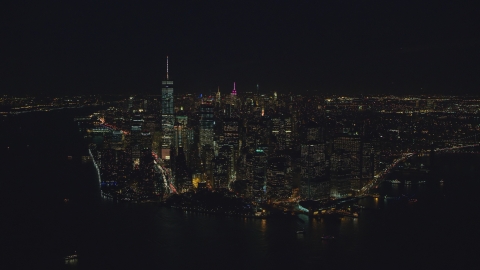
{"left": 161, "top": 56, "right": 174, "bottom": 160}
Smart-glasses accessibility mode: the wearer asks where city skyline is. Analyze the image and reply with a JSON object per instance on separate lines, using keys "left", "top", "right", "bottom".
{"left": 2, "top": 1, "right": 479, "bottom": 96}
{"left": 55, "top": 91, "right": 479, "bottom": 203}
{"left": 2, "top": 83, "right": 479, "bottom": 268}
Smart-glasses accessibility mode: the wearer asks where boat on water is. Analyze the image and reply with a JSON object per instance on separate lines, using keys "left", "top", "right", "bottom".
{"left": 390, "top": 179, "right": 401, "bottom": 184}
{"left": 440, "top": 179, "right": 444, "bottom": 184}
{"left": 296, "top": 227, "right": 305, "bottom": 234}
{"left": 372, "top": 193, "right": 380, "bottom": 198}
{"left": 405, "top": 180, "right": 412, "bottom": 185}
{"left": 64, "top": 252, "right": 78, "bottom": 261}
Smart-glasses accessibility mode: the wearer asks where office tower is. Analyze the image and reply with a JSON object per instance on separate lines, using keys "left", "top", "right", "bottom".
{"left": 137, "top": 96, "right": 162, "bottom": 156}
{"left": 174, "top": 146, "right": 190, "bottom": 192}
{"left": 273, "top": 91, "right": 277, "bottom": 105}
{"left": 138, "top": 149, "right": 157, "bottom": 198}
{"left": 330, "top": 135, "right": 362, "bottom": 198}
{"left": 246, "top": 149, "right": 268, "bottom": 202}
{"left": 215, "top": 87, "right": 221, "bottom": 107}
{"left": 161, "top": 56, "right": 174, "bottom": 160}
{"left": 244, "top": 117, "right": 269, "bottom": 151}
{"left": 201, "top": 144, "right": 215, "bottom": 184}
{"left": 220, "top": 118, "right": 240, "bottom": 182}
{"left": 183, "top": 126, "right": 195, "bottom": 165}
{"left": 242, "top": 90, "right": 254, "bottom": 113}
{"left": 300, "top": 143, "right": 327, "bottom": 179}
{"left": 130, "top": 114, "right": 144, "bottom": 167}
{"left": 245, "top": 120, "right": 260, "bottom": 153}
{"left": 213, "top": 147, "right": 230, "bottom": 189}
{"left": 173, "top": 114, "right": 188, "bottom": 155}
{"left": 271, "top": 116, "right": 282, "bottom": 149}
{"left": 199, "top": 104, "right": 215, "bottom": 148}
{"left": 222, "top": 118, "right": 239, "bottom": 148}
{"left": 144, "top": 114, "right": 161, "bottom": 155}
{"left": 127, "top": 96, "right": 134, "bottom": 112}
{"left": 300, "top": 142, "right": 329, "bottom": 200}
{"left": 271, "top": 114, "right": 292, "bottom": 151}
{"left": 284, "top": 117, "right": 292, "bottom": 148}
{"left": 361, "top": 142, "right": 375, "bottom": 180}
{"left": 266, "top": 155, "right": 292, "bottom": 201}
{"left": 141, "top": 131, "right": 152, "bottom": 152}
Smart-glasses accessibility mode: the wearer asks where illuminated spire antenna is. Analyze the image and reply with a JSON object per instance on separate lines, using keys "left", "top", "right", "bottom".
{"left": 232, "top": 82, "right": 237, "bottom": 96}
{"left": 166, "top": 56, "right": 169, "bottom": 80}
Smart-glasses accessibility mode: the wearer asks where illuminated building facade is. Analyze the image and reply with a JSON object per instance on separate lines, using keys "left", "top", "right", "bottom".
{"left": 130, "top": 115, "right": 144, "bottom": 166}
{"left": 161, "top": 56, "right": 174, "bottom": 160}
{"left": 300, "top": 142, "right": 329, "bottom": 200}
{"left": 266, "top": 156, "right": 292, "bottom": 200}
{"left": 199, "top": 104, "right": 215, "bottom": 148}
{"left": 246, "top": 149, "right": 268, "bottom": 202}
{"left": 330, "top": 135, "right": 362, "bottom": 198}
{"left": 271, "top": 114, "right": 292, "bottom": 151}
{"left": 221, "top": 118, "right": 239, "bottom": 182}
{"left": 213, "top": 151, "right": 229, "bottom": 189}
{"left": 361, "top": 142, "right": 375, "bottom": 180}
{"left": 173, "top": 115, "right": 188, "bottom": 155}
{"left": 215, "top": 87, "right": 221, "bottom": 107}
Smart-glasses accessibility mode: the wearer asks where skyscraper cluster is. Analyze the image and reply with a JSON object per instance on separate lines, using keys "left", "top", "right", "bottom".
{"left": 85, "top": 59, "right": 407, "bottom": 203}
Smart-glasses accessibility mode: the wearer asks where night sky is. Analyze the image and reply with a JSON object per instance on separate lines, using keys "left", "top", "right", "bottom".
{"left": 2, "top": 0, "right": 479, "bottom": 96}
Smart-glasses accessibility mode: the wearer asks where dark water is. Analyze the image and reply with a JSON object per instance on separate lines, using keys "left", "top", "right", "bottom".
{"left": 1, "top": 110, "right": 479, "bottom": 269}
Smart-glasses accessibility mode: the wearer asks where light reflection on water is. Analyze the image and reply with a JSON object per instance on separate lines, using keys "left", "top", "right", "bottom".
{"left": 60, "top": 165, "right": 480, "bottom": 269}
{"left": 373, "top": 197, "right": 379, "bottom": 208}
{"left": 66, "top": 153, "right": 480, "bottom": 269}
{"left": 260, "top": 218, "right": 267, "bottom": 232}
